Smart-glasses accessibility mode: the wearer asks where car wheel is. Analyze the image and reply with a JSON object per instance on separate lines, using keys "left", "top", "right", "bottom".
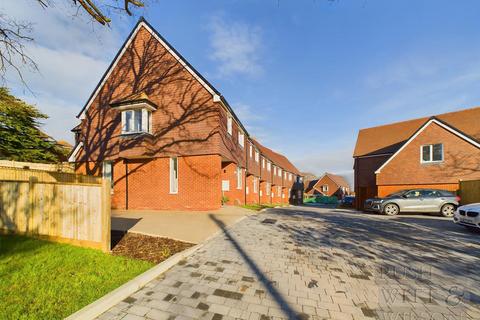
{"left": 440, "top": 204, "right": 455, "bottom": 217}
{"left": 383, "top": 203, "right": 399, "bottom": 216}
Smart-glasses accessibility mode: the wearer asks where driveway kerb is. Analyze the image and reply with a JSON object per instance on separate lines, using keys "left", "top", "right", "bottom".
{"left": 65, "top": 215, "right": 251, "bottom": 320}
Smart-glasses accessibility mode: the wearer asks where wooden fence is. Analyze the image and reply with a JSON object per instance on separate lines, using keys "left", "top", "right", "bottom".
{"left": 0, "top": 160, "right": 74, "bottom": 173}
{"left": 459, "top": 179, "right": 480, "bottom": 205}
{"left": 0, "top": 167, "right": 111, "bottom": 251}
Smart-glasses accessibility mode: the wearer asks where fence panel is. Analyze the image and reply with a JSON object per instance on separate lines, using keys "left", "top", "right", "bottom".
{"left": 0, "top": 160, "right": 74, "bottom": 173}
{"left": 459, "top": 180, "right": 480, "bottom": 205}
{"left": 0, "top": 167, "right": 110, "bottom": 251}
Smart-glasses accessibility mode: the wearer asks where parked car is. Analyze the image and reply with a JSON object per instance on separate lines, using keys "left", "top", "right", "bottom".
{"left": 453, "top": 203, "right": 480, "bottom": 230}
{"left": 364, "top": 189, "right": 459, "bottom": 216}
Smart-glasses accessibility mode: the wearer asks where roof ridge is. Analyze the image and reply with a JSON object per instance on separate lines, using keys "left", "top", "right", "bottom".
{"left": 358, "top": 106, "right": 480, "bottom": 132}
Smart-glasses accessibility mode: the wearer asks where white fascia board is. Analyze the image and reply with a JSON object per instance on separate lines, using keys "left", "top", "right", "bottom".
{"left": 79, "top": 21, "right": 217, "bottom": 120}
{"left": 68, "top": 142, "right": 84, "bottom": 163}
{"left": 374, "top": 119, "right": 480, "bottom": 174}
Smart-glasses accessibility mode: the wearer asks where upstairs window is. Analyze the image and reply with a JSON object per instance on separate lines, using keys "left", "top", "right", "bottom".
{"left": 227, "top": 116, "right": 233, "bottom": 135}
{"left": 255, "top": 151, "right": 259, "bottom": 162}
{"left": 273, "top": 166, "right": 276, "bottom": 175}
{"left": 289, "top": 173, "right": 292, "bottom": 181}
{"left": 121, "top": 108, "right": 152, "bottom": 134}
{"left": 278, "top": 168, "right": 282, "bottom": 177}
{"left": 238, "top": 132, "right": 244, "bottom": 148}
{"left": 321, "top": 185, "right": 329, "bottom": 192}
{"left": 421, "top": 144, "right": 443, "bottom": 163}
{"left": 262, "top": 158, "right": 265, "bottom": 168}
{"left": 267, "top": 162, "right": 271, "bottom": 171}
{"left": 249, "top": 145, "right": 253, "bottom": 157}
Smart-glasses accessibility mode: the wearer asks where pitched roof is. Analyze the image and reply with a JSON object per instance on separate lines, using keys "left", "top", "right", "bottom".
{"left": 353, "top": 106, "right": 480, "bottom": 157}
{"left": 251, "top": 139, "right": 301, "bottom": 175}
{"left": 322, "top": 172, "right": 350, "bottom": 189}
{"left": 76, "top": 17, "right": 248, "bottom": 135}
{"left": 304, "top": 179, "right": 318, "bottom": 193}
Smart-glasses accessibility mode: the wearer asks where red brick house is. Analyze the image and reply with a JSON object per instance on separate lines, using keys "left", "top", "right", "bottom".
{"left": 353, "top": 107, "right": 480, "bottom": 209}
{"left": 304, "top": 173, "right": 350, "bottom": 199}
{"left": 69, "top": 18, "right": 302, "bottom": 211}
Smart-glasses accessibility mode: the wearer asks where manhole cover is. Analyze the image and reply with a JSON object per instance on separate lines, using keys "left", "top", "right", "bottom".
{"left": 262, "top": 219, "right": 277, "bottom": 224}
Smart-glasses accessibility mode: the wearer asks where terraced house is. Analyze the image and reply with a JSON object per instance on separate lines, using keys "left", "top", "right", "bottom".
{"left": 69, "top": 18, "right": 303, "bottom": 211}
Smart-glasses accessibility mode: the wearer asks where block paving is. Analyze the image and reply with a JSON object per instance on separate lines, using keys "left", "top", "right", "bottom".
{"left": 97, "top": 206, "right": 480, "bottom": 320}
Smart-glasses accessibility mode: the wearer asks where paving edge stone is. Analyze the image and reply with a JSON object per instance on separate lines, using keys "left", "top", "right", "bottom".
{"left": 65, "top": 215, "right": 249, "bottom": 320}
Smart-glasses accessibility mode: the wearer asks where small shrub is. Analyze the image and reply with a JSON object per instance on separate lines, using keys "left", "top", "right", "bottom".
{"left": 221, "top": 196, "right": 229, "bottom": 205}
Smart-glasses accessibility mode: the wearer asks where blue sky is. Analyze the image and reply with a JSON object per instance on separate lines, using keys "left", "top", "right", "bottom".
{"left": 3, "top": 0, "right": 480, "bottom": 184}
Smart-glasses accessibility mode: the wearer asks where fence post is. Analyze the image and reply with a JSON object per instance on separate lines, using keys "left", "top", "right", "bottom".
{"left": 101, "top": 179, "right": 111, "bottom": 252}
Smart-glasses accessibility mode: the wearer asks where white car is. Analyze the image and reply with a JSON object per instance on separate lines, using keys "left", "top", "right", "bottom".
{"left": 453, "top": 203, "right": 480, "bottom": 230}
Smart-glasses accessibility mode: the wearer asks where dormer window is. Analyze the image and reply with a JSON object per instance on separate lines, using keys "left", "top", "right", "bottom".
{"left": 121, "top": 108, "right": 152, "bottom": 134}
{"left": 110, "top": 93, "right": 157, "bottom": 136}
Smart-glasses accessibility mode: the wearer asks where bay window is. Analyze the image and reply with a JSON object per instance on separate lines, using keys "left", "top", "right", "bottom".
{"left": 121, "top": 108, "right": 152, "bottom": 134}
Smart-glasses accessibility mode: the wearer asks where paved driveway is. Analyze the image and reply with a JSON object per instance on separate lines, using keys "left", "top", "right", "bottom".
{"left": 111, "top": 206, "right": 254, "bottom": 244}
{"left": 97, "top": 206, "right": 480, "bottom": 320}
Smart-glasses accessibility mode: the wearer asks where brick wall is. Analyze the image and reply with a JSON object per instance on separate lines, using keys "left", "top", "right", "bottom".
{"left": 377, "top": 122, "right": 480, "bottom": 186}
{"left": 221, "top": 162, "right": 245, "bottom": 206}
{"left": 76, "top": 155, "right": 222, "bottom": 210}
{"left": 378, "top": 184, "right": 459, "bottom": 198}
{"left": 354, "top": 155, "right": 391, "bottom": 209}
{"left": 259, "top": 181, "right": 271, "bottom": 204}
{"left": 246, "top": 175, "right": 260, "bottom": 204}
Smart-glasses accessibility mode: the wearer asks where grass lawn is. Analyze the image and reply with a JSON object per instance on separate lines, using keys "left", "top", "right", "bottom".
{"left": 0, "top": 234, "right": 154, "bottom": 320}
{"left": 242, "top": 203, "right": 287, "bottom": 211}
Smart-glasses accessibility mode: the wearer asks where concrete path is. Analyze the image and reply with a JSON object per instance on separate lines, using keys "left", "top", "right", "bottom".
{"left": 98, "top": 206, "right": 480, "bottom": 320}
{"left": 111, "top": 206, "right": 254, "bottom": 244}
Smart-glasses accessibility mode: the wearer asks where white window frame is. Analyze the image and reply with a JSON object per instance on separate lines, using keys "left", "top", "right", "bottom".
{"left": 289, "top": 173, "right": 292, "bottom": 181}
{"left": 227, "top": 116, "right": 233, "bottom": 135}
{"left": 121, "top": 108, "right": 152, "bottom": 134}
{"left": 238, "top": 132, "right": 244, "bottom": 148}
{"left": 249, "top": 145, "right": 253, "bottom": 157}
{"left": 170, "top": 157, "right": 178, "bottom": 194}
{"left": 253, "top": 177, "right": 258, "bottom": 193}
{"left": 237, "top": 166, "right": 242, "bottom": 189}
{"left": 278, "top": 168, "right": 282, "bottom": 177}
{"left": 267, "top": 162, "right": 271, "bottom": 171}
{"left": 254, "top": 151, "right": 259, "bottom": 163}
{"left": 262, "top": 158, "right": 265, "bottom": 168}
{"left": 266, "top": 182, "right": 271, "bottom": 196}
{"left": 322, "top": 184, "right": 329, "bottom": 192}
{"left": 420, "top": 144, "right": 444, "bottom": 163}
{"left": 273, "top": 166, "right": 277, "bottom": 175}
{"left": 102, "top": 161, "right": 114, "bottom": 191}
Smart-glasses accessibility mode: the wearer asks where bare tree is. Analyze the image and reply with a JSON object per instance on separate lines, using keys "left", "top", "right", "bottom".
{"left": 0, "top": 0, "right": 146, "bottom": 87}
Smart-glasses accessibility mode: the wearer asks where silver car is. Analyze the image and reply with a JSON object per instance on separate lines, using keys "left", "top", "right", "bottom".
{"left": 365, "top": 189, "right": 459, "bottom": 217}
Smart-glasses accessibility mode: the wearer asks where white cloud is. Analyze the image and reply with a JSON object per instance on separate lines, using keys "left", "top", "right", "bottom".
{"left": 208, "top": 15, "right": 263, "bottom": 77}
{"left": 1, "top": 1, "right": 128, "bottom": 143}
